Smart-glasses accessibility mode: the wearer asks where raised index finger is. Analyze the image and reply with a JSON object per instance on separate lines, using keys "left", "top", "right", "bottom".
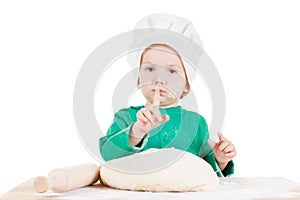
{"left": 153, "top": 87, "right": 160, "bottom": 106}
{"left": 218, "top": 132, "right": 227, "bottom": 142}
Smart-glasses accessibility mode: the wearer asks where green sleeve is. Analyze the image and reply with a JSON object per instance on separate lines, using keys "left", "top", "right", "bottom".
{"left": 203, "top": 151, "right": 234, "bottom": 177}
{"left": 221, "top": 160, "right": 234, "bottom": 177}
{"left": 99, "top": 110, "right": 148, "bottom": 161}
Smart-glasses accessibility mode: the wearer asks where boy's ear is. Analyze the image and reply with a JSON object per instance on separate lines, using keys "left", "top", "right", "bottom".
{"left": 137, "top": 77, "right": 141, "bottom": 89}
{"left": 184, "top": 84, "right": 190, "bottom": 93}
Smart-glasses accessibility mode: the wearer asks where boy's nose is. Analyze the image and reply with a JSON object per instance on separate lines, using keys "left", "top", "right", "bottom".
{"left": 154, "top": 73, "right": 167, "bottom": 84}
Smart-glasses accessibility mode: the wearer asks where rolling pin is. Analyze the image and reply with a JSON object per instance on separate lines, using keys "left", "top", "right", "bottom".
{"left": 33, "top": 163, "right": 100, "bottom": 193}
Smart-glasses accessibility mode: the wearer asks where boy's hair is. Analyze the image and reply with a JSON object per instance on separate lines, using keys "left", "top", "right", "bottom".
{"left": 138, "top": 44, "right": 190, "bottom": 99}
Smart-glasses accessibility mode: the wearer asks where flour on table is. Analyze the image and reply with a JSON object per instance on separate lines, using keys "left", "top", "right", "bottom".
{"left": 33, "top": 177, "right": 300, "bottom": 200}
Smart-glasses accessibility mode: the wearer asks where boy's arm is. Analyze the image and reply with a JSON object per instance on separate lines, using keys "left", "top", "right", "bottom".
{"left": 203, "top": 151, "right": 234, "bottom": 177}
{"left": 207, "top": 133, "right": 236, "bottom": 175}
{"left": 197, "top": 116, "right": 234, "bottom": 177}
{"left": 99, "top": 112, "right": 148, "bottom": 161}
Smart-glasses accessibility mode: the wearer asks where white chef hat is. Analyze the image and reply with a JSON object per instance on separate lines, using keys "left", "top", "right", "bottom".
{"left": 127, "top": 14, "right": 204, "bottom": 82}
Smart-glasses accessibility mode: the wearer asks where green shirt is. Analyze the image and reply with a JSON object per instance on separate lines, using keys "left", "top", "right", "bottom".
{"left": 99, "top": 105, "right": 234, "bottom": 177}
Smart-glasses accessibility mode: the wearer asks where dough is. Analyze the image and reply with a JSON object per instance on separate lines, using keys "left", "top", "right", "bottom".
{"left": 100, "top": 148, "right": 219, "bottom": 192}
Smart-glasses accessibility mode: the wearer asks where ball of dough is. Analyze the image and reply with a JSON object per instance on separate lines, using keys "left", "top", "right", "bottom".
{"left": 100, "top": 148, "right": 219, "bottom": 192}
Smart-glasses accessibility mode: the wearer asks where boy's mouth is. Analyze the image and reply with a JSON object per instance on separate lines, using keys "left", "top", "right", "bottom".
{"left": 152, "top": 89, "right": 166, "bottom": 96}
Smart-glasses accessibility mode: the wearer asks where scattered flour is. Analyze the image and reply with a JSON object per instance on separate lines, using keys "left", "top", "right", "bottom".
{"left": 33, "top": 177, "right": 300, "bottom": 200}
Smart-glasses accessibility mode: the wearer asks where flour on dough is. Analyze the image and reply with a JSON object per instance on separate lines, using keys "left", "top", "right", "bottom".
{"left": 100, "top": 148, "right": 219, "bottom": 192}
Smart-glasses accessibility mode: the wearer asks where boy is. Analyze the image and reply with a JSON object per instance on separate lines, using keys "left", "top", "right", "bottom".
{"left": 99, "top": 43, "right": 236, "bottom": 177}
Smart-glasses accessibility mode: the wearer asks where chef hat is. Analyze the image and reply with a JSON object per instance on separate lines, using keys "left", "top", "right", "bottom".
{"left": 127, "top": 14, "right": 204, "bottom": 82}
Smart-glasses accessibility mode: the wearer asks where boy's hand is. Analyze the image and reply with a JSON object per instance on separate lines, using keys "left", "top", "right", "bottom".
{"left": 208, "top": 132, "right": 237, "bottom": 170}
{"left": 131, "top": 87, "right": 170, "bottom": 140}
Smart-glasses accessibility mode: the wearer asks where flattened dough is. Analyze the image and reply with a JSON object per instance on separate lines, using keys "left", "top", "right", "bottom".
{"left": 100, "top": 148, "right": 219, "bottom": 192}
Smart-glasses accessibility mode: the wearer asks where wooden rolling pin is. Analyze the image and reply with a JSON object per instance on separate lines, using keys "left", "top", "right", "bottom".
{"left": 33, "top": 163, "right": 100, "bottom": 193}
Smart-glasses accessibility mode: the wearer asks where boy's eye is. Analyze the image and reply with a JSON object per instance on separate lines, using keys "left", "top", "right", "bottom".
{"left": 169, "top": 69, "right": 177, "bottom": 74}
{"left": 145, "top": 67, "right": 155, "bottom": 72}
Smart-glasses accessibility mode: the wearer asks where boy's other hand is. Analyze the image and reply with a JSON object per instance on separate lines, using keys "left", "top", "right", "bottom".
{"left": 208, "top": 132, "right": 237, "bottom": 170}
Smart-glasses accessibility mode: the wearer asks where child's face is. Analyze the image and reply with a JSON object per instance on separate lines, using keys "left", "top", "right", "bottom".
{"left": 139, "top": 45, "right": 189, "bottom": 107}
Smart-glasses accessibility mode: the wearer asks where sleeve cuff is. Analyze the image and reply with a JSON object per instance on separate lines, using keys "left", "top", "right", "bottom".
{"left": 100, "top": 124, "right": 149, "bottom": 160}
{"left": 221, "top": 160, "right": 234, "bottom": 177}
{"left": 130, "top": 133, "right": 149, "bottom": 150}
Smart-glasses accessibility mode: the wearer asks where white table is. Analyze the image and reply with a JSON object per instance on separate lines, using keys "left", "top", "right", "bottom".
{"left": 1, "top": 177, "right": 300, "bottom": 200}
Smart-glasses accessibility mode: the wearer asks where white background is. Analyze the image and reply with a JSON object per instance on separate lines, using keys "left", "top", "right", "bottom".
{"left": 1, "top": 0, "right": 300, "bottom": 194}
